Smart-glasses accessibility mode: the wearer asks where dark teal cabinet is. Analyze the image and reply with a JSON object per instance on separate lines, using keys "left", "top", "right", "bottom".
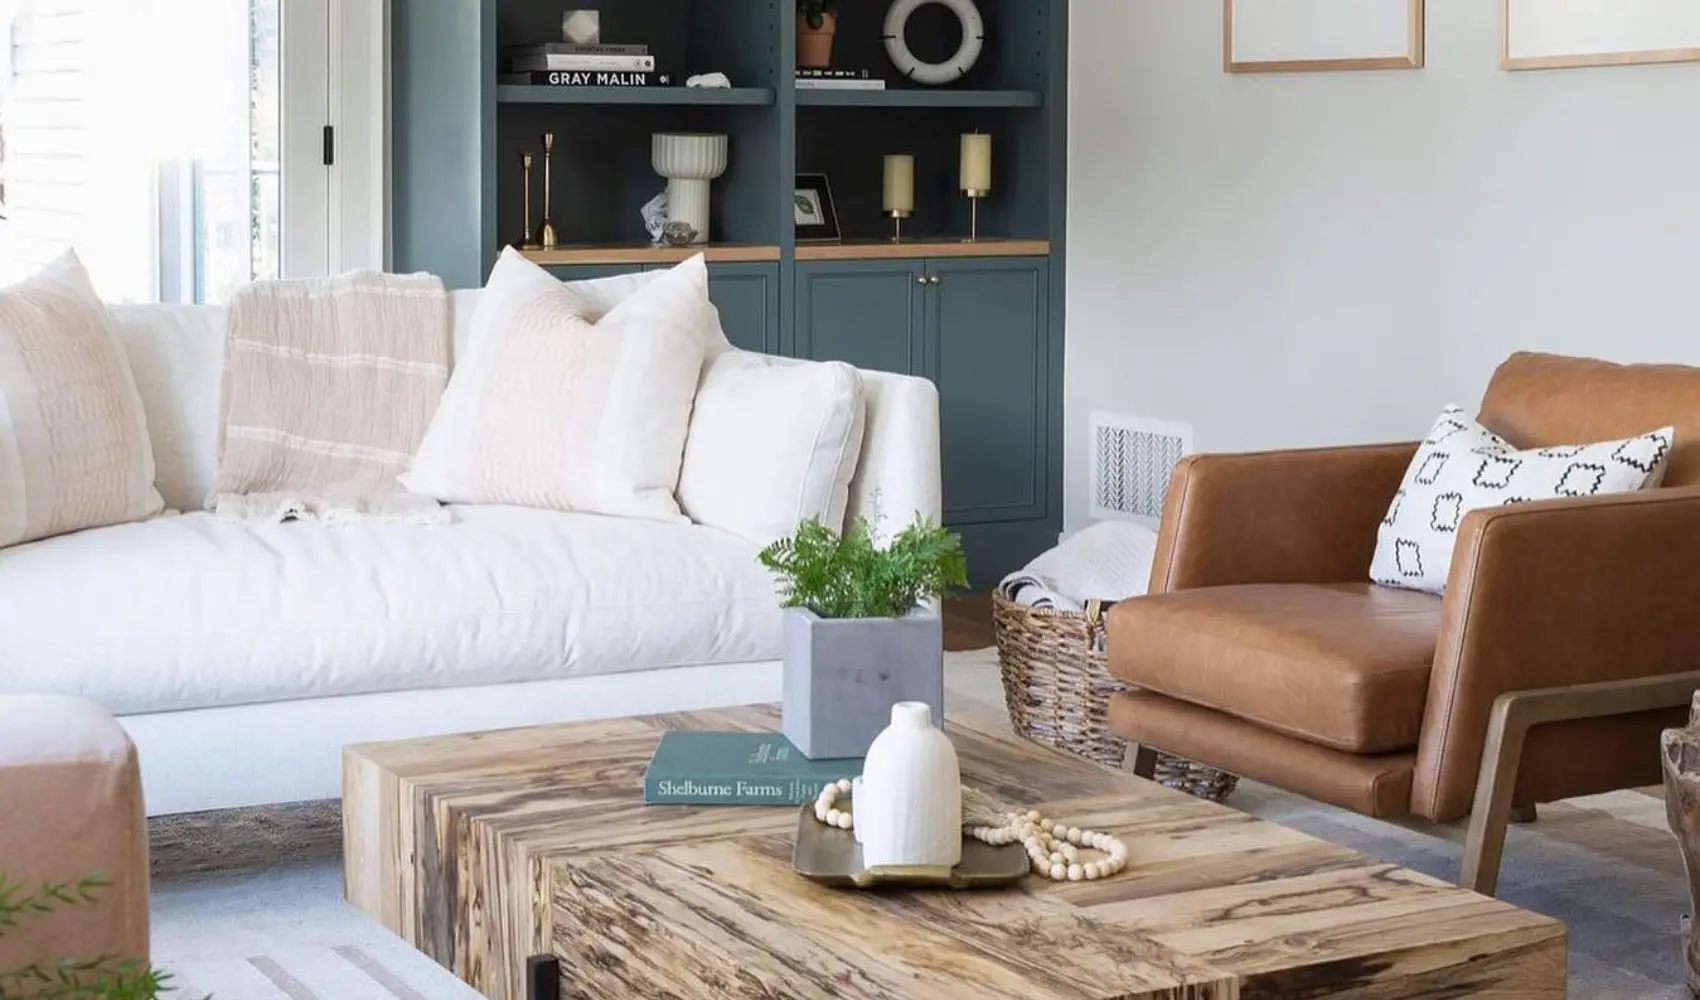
{"left": 927, "top": 258, "right": 1049, "bottom": 527}
{"left": 542, "top": 261, "right": 778, "bottom": 354}
{"left": 704, "top": 263, "right": 779, "bottom": 354}
{"left": 795, "top": 256, "right": 1051, "bottom": 585}
{"left": 794, "top": 261, "right": 926, "bottom": 375}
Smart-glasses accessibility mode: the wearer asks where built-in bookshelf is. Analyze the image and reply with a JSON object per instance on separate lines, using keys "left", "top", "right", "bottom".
{"left": 390, "top": 0, "right": 1067, "bottom": 585}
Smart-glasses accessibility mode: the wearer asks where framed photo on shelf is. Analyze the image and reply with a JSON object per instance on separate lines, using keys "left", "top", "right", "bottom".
{"left": 794, "top": 173, "right": 841, "bottom": 243}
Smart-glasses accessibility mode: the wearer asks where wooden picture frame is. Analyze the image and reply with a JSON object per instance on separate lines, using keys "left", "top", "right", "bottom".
{"left": 1224, "top": 0, "right": 1425, "bottom": 74}
{"left": 794, "top": 173, "right": 841, "bottom": 243}
{"left": 1501, "top": 0, "right": 1700, "bottom": 71}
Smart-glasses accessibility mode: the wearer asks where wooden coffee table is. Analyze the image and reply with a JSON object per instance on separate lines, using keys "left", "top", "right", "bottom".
{"left": 343, "top": 707, "right": 1565, "bottom": 1000}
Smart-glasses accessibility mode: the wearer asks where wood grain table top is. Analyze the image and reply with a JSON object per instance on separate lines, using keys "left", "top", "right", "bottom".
{"left": 343, "top": 706, "right": 1565, "bottom": 1000}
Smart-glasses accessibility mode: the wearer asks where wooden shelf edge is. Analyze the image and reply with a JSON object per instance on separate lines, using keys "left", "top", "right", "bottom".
{"left": 795, "top": 89, "right": 1043, "bottom": 109}
{"left": 519, "top": 244, "right": 782, "bottom": 265}
{"left": 794, "top": 239, "right": 1051, "bottom": 261}
{"left": 496, "top": 86, "right": 776, "bottom": 107}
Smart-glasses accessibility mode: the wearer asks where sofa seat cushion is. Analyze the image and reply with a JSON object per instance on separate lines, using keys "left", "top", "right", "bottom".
{"left": 0, "top": 507, "right": 780, "bottom": 716}
{"left": 1107, "top": 583, "right": 1442, "bottom": 754}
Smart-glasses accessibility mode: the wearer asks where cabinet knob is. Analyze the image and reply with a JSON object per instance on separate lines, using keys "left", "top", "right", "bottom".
{"left": 916, "top": 275, "right": 928, "bottom": 286}
{"left": 929, "top": 276, "right": 942, "bottom": 285}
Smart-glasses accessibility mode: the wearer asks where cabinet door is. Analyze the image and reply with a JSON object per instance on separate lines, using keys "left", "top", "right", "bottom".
{"left": 794, "top": 261, "right": 926, "bottom": 375}
{"left": 925, "top": 257, "right": 1049, "bottom": 526}
{"left": 704, "top": 263, "right": 779, "bottom": 354}
{"left": 544, "top": 264, "right": 640, "bottom": 282}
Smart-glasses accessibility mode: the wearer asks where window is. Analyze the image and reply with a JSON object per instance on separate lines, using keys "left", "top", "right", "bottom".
{"left": 0, "top": 0, "right": 382, "bottom": 303}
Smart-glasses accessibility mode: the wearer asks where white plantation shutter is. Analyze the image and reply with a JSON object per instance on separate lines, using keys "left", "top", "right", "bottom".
{"left": 0, "top": 0, "right": 95, "bottom": 283}
{"left": 0, "top": 0, "right": 369, "bottom": 303}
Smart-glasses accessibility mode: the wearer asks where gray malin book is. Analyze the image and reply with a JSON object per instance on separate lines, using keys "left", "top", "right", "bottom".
{"left": 643, "top": 732, "right": 861, "bottom": 806}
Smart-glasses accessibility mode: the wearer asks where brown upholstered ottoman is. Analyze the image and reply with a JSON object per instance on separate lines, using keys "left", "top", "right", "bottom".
{"left": 0, "top": 696, "right": 149, "bottom": 975}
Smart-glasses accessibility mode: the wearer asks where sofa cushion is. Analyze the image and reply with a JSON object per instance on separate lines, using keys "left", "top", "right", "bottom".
{"left": 0, "top": 507, "right": 781, "bottom": 716}
{"left": 1107, "top": 583, "right": 1441, "bottom": 754}
{"left": 403, "top": 252, "right": 713, "bottom": 523}
{"left": 1371, "top": 405, "right": 1672, "bottom": 595}
{"left": 0, "top": 250, "right": 164, "bottom": 547}
{"left": 678, "top": 350, "right": 866, "bottom": 546}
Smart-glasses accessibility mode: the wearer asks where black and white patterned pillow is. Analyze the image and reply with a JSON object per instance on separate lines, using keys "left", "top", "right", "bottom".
{"left": 1370, "top": 406, "right": 1673, "bottom": 595}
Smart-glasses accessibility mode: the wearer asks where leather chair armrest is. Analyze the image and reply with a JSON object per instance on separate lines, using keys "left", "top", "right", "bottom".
{"left": 1149, "top": 443, "right": 1418, "bottom": 592}
{"left": 1413, "top": 487, "right": 1700, "bottom": 820}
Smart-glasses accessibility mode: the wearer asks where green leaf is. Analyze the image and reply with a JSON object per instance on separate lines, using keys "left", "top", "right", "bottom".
{"left": 758, "top": 513, "right": 967, "bottom": 619}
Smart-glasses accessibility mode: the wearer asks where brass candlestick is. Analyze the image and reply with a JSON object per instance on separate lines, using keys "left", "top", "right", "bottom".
{"left": 888, "top": 209, "right": 911, "bottom": 243}
{"left": 520, "top": 153, "right": 540, "bottom": 249}
{"left": 538, "top": 133, "right": 559, "bottom": 250}
{"left": 962, "top": 188, "right": 986, "bottom": 243}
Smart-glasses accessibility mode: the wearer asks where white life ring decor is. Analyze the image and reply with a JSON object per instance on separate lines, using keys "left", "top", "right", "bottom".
{"left": 883, "top": 0, "right": 984, "bottom": 86}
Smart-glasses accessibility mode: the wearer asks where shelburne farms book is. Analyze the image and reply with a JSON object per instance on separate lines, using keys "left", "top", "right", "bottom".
{"left": 643, "top": 732, "right": 860, "bottom": 806}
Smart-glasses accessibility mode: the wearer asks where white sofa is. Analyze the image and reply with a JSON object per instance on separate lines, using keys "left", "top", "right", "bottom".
{"left": 0, "top": 291, "right": 942, "bottom": 816}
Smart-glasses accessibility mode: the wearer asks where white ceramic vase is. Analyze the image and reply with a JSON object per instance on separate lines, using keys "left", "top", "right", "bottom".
{"left": 651, "top": 132, "right": 728, "bottom": 244}
{"left": 855, "top": 702, "right": 962, "bottom": 872}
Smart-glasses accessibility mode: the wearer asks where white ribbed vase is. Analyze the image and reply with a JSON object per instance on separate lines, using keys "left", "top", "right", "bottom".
{"left": 856, "top": 702, "right": 962, "bottom": 872}
{"left": 651, "top": 132, "right": 728, "bottom": 244}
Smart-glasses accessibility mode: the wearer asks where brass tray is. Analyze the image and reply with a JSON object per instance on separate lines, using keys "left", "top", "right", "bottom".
{"left": 791, "top": 805, "right": 1029, "bottom": 889}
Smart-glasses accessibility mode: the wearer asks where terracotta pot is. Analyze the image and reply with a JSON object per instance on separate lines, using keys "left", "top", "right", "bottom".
{"left": 797, "top": 11, "right": 837, "bottom": 70}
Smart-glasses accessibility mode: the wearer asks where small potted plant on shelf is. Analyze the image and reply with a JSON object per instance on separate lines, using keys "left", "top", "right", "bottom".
{"left": 0, "top": 873, "right": 190, "bottom": 999}
{"left": 760, "top": 512, "right": 968, "bottom": 760}
{"left": 797, "top": 0, "right": 840, "bottom": 70}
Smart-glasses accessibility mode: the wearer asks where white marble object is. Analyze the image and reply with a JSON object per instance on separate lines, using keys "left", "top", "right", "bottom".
{"left": 651, "top": 133, "right": 728, "bottom": 245}
{"left": 855, "top": 702, "right": 962, "bottom": 872}
{"left": 686, "top": 72, "right": 733, "bottom": 89}
{"left": 562, "top": 10, "right": 600, "bottom": 44}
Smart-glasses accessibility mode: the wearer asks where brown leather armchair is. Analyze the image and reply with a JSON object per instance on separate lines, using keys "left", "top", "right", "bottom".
{"left": 1107, "top": 351, "right": 1700, "bottom": 895}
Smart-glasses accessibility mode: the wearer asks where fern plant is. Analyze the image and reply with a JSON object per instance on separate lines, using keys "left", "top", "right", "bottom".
{"left": 759, "top": 513, "right": 968, "bottom": 619}
{"left": 0, "top": 874, "right": 182, "bottom": 1000}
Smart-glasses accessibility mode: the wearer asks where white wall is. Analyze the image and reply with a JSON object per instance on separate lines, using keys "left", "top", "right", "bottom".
{"left": 1064, "top": 0, "right": 1700, "bottom": 531}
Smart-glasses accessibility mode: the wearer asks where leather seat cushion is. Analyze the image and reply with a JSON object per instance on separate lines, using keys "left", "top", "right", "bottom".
{"left": 1107, "top": 583, "right": 1443, "bottom": 754}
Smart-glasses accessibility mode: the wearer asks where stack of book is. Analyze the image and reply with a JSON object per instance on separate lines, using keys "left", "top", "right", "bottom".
{"left": 501, "top": 42, "right": 672, "bottom": 88}
{"left": 795, "top": 68, "right": 886, "bottom": 91}
{"left": 643, "top": 731, "right": 861, "bottom": 806}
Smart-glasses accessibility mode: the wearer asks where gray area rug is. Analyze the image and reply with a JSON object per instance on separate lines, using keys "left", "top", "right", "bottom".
{"left": 151, "top": 650, "right": 1691, "bottom": 998}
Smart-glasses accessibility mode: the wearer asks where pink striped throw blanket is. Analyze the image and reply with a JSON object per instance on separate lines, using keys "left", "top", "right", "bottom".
{"left": 209, "top": 270, "right": 450, "bottom": 524}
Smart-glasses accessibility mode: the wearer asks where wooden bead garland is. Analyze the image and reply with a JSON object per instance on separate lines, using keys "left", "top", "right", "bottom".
{"left": 813, "top": 779, "right": 1128, "bottom": 882}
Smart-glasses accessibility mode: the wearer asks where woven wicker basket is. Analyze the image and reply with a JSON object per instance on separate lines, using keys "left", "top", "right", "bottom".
{"left": 992, "top": 590, "right": 1239, "bottom": 803}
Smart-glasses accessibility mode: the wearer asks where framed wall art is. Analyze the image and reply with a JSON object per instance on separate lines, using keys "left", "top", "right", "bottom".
{"left": 1224, "top": 0, "right": 1425, "bottom": 74}
{"left": 1502, "top": 0, "right": 1700, "bottom": 71}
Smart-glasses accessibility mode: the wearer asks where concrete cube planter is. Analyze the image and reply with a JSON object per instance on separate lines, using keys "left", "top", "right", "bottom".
{"left": 781, "top": 607, "right": 944, "bottom": 760}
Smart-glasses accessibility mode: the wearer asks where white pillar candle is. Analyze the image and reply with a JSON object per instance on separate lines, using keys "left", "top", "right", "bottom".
{"left": 883, "top": 154, "right": 915, "bottom": 214}
{"left": 959, "top": 133, "right": 992, "bottom": 194}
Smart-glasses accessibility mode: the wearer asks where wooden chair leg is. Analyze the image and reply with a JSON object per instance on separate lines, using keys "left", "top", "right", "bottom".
{"left": 1457, "top": 670, "right": 1700, "bottom": 896}
{"left": 1125, "top": 744, "right": 1159, "bottom": 779}
{"left": 1461, "top": 697, "right": 1528, "bottom": 897}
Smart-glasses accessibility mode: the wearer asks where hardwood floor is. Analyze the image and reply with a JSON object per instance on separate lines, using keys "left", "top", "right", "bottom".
{"left": 943, "top": 593, "right": 995, "bottom": 651}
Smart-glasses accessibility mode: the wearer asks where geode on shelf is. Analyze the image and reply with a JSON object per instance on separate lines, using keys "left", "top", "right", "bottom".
{"left": 659, "top": 221, "right": 699, "bottom": 246}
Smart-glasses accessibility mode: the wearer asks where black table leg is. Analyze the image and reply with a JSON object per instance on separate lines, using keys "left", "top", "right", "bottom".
{"left": 526, "top": 954, "right": 561, "bottom": 1000}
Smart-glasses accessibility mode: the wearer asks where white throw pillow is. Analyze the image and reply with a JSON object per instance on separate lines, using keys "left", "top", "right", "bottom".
{"left": 678, "top": 351, "right": 866, "bottom": 545}
{"left": 461, "top": 246, "right": 732, "bottom": 358}
{"left": 0, "top": 250, "right": 163, "bottom": 548}
{"left": 1371, "top": 405, "right": 1673, "bottom": 595}
{"left": 401, "top": 252, "right": 714, "bottom": 522}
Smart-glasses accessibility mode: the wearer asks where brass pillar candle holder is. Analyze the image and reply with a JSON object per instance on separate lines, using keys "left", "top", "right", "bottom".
{"left": 962, "top": 189, "right": 986, "bottom": 243}
{"left": 538, "top": 133, "right": 559, "bottom": 250}
{"left": 888, "top": 210, "right": 911, "bottom": 243}
{"left": 959, "top": 132, "right": 992, "bottom": 243}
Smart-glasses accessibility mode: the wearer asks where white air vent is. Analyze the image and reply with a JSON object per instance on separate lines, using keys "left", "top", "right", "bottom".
{"left": 1089, "top": 412, "right": 1193, "bottom": 523}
